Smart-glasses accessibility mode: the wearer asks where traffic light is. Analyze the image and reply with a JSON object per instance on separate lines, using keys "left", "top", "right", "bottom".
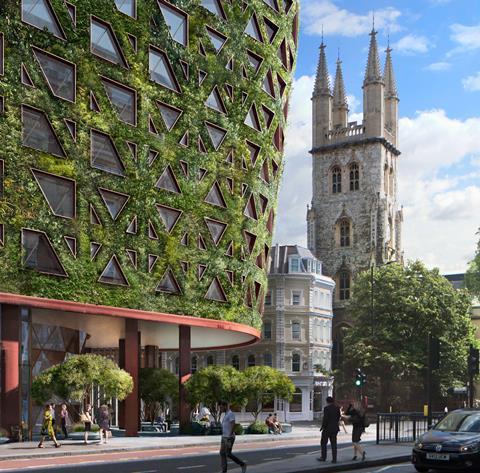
{"left": 354, "top": 368, "right": 366, "bottom": 387}
{"left": 429, "top": 337, "right": 440, "bottom": 370}
{"left": 361, "top": 371, "right": 367, "bottom": 386}
{"left": 468, "top": 346, "right": 479, "bottom": 376}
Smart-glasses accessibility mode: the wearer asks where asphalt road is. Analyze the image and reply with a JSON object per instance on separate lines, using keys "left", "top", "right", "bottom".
{"left": 350, "top": 463, "right": 455, "bottom": 473}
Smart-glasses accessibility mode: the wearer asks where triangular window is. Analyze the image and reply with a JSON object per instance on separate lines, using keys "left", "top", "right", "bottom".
{"left": 244, "top": 194, "right": 258, "bottom": 220}
{"left": 64, "top": 119, "right": 76, "bottom": 141}
{"left": 98, "top": 187, "right": 130, "bottom": 220}
{"left": 90, "top": 204, "right": 101, "bottom": 225}
{"left": 99, "top": 254, "right": 129, "bottom": 286}
{"left": 126, "top": 215, "right": 137, "bottom": 234}
{"left": 21, "top": 65, "right": 34, "bottom": 87}
{"left": 225, "top": 241, "right": 233, "bottom": 257}
{"left": 90, "top": 130, "right": 125, "bottom": 176}
{"left": 148, "top": 220, "right": 159, "bottom": 240}
{"left": 180, "top": 160, "right": 189, "bottom": 177}
{"left": 148, "top": 254, "right": 158, "bottom": 273}
{"left": 127, "top": 141, "right": 137, "bottom": 161}
{"left": 198, "top": 41, "right": 207, "bottom": 57}
{"left": 259, "top": 194, "right": 269, "bottom": 214}
{"left": 205, "top": 122, "right": 227, "bottom": 150}
{"left": 266, "top": 208, "right": 275, "bottom": 234}
{"left": 128, "top": 33, "right": 137, "bottom": 51}
{"left": 263, "top": 16, "right": 279, "bottom": 43}
{"left": 32, "top": 169, "right": 75, "bottom": 219}
{"left": 205, "top": 277, "right": 227, "bottom": 302}
{"left": 22, "top": 105, "right": 65, "bottom": 157}
{"left": 126, "top": 249, "right": 137, "bottom": 268}
{"left": 262, "top": 105, "right": 275, "bottom": 129}
{"left": 198, "top": 234, "right": 207, "bottom": 250}
{"left": 180, "top": 60, "right": 189, "bottom": 80}
{"left": 242, "top": 183, "right": 248, "bottom": 196}
{"left": 180, "top": 232, "right": 189, "bottom": 246}
{"left": 206, "top": 26, "right": 227, "bottom": 54}
{"left": 90, "top": 91, "right": 100, "bottom": 112}
{"left": 226, "top": 57, "right": 233, "bottom": 71}
{"left": 226, "top": 177, "right": 233, "bottom": 193}
{"left": 22, "top": 228, "right": 67, "bottom": 276}
{"left": 225, "top": 150, "right": 234, "bottom": 166}
{"left": 224, "top": 83, "right": 233, "bottom": 100}
{"left": 226, "top": 270, "right": 234, "bottom": 285}
{"left": 198, "top": 136, "right": 207, "bottom": 154}
{"left": 179, "top": 131, "right": 189, "bottom": 148}
{"left": 205, "top": 181, "right": 227, "bottom": 208}
{"left": 205, "top": 218, "right": 227, "bottom": 246}
{"left": 262, "top": 69, "right": 276, "bottom": 97}
{"left": 201, "top": 0, "right": 226, "bottom": 19}
{"left": 115, "top": 0, "right": 136, "bottom": 18}
{"left": 263, "top": 0, "right": 279, "bottom": 11}
{"left": 246, "top": 50, "right": 263, "bottom": 73}
{"left": 277, "top": 72, "right": 287, "bottom": 97}
{"left": 197, "top": 168, "right": 208, "bottom": 181}
{"left": 91, "top": 17, "right": 127, "bottom": 67}
{"left": 197, "top": 264, "right": 207, "bottom": 280}
{"left": 205, "top": 86, "right": 227, "bottom": 114}
{"left": 148, "top": 149, "right": 159, "bottom": 166}
{"left": 149, "top": 46, "right": 181, "bottom": 92}
{"left": 90, "top": 242, "right": 102, "bottom": 260}
{"left": 157, "top": 101, "right": 183, "bottom": 131}
{"left": 155, "top": 165, "right": 181, "bottom": 193}
{"left": 256, "top": 252, "right": 264, "bottom": 269}
{"left": 244, "top": 230, "right": 257, "bottom": 254}
{"left": 156, "top": 204, "right": 182, "bottom": 233}
{"left": 260, "top": 160, "right": 270, "bottom": 184}
{"left": 246, "top": 140, "right": 261, "bottom": 166}
{"left": 66, "top": 2, "right": 76, "bottom": 25}
{"left": 271, "top": 158, "right": 279, "bottom": 177}
{"left": 157, "top": 0, "right": 188, "bottom": 46}
{"left": 273, "top": 125, "right": 284, "bottom": 152}
{"left": 285, "top": 0, "right": 293, "bottom": 13}
{"left": 241, "top": 91, "right": 248, "bottom": 105}
{"left": 245, "top": 14, "right": 263, "bottom": 42}
{"left": 156, "top": 268, "right": 181, "bottom": 294}
{"left": 21, "top": 0, "right": 65, "bottom": 39}
{"left": 181, "top": 261, "right": 189, "bottom": 273}
{"left": 102, "top": 78, "right": 136, "bottom": 125}
{"left": 244, "top": 103, "right": 261, "bottom": 131}
{"left": 64, "top": 236, "right": 76, "bottom": 257}
{"left": 33, "top": 47, "right": 75, "bottom": 102}
{"left": 198, "top": 69, "right": 208, "bottom": 86}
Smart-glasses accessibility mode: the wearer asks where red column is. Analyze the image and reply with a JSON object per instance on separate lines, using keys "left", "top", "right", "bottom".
{"left": 179, "top": 325, "right": 191, "bottom": 433}
{"left": 0, "top": 304, "right": 21, "bottom": 436}
{"left": 118, "top": 338, "right": 125, "bottom": 429}
{"left": 124, "top": 319, "right": 140, "bottom": 436}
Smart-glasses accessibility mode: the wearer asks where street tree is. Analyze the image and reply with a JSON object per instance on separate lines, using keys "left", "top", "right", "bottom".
{"left": 186, "top": 365, "right": 244, "bottom": 424}
{"left": 242, "top": 366, "right": 295, "bottom": 421}
{"left": 340, "top": 260, "right": 475, "bottom": 410}
{"left": 31, "top": 354, "right": 133, "bottom": 408}
{"left": 139, "top": 368, "right": 178, "bottom": 424}
{"left": 466, "top": 229, "right": 480, "bottom": 297}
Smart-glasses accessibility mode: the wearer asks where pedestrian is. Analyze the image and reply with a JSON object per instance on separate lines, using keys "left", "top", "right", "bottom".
{"left": 344, "top": 401, "right": 367, "bottom": 461}
{"left": 81, "top": 403, "right": 93, "bottom": 445}
{"left": 60, "top": 403, "right": 70, "bottom": 439}
{"left": 318, "top": 396, "right": 341, "bottom": 464}
{"left": 98, "top": 405, "right": 110, "bottom": 444}
{"left": 272, "top": 413, "right": 283, "bottom": 434}
{"left": 219, "top": 401, "right": 247, "bottom": 473}
{"left": 265, "top": 413, "right": 275, "bottom": 434}
{"left": 38, "top": 404, "right": 61, "bottom": 448}
{"left": 339, "top": 406, "right": 348, "bottom": 434}
{"left": 50, "top": 403, "right": 56, "bottom": 433}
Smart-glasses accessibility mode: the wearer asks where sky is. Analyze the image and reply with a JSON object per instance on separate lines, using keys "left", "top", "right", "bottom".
{"left": 274, "top": 0, "right": 480, "bottom": 274}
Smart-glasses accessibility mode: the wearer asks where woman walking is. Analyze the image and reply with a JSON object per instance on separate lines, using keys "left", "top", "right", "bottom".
{"left": 98, "top": 405, "right": 110, "bottom": 444}
{"left": 60, "top": 404, "right": 70, "bottom": 439}
{"left": 81, "top": 404, "right": 93, "bottom": 445}
{"left": 345, "top": 402, "right": 367, "bottom": 461}
{"left": 38, "top": 404, "right": 61, "bottom": 448}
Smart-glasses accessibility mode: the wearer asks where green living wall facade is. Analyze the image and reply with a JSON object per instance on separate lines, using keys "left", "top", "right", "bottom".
{"left": 0, "top": 0, "right": 298, "bottom": 330}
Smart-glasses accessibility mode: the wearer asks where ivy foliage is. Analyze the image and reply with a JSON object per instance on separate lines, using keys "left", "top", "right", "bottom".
{"left": 0, "top": 0, "right": 299, "bottom": 330}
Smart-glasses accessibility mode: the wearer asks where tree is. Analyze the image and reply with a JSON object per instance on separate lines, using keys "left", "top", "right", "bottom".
{"left": 242, "top": 366, "right": 295, "bottom": 421}
{"left": 340, "top": 261, "right": 475, "bottom": 410}
{"left": 466, "top": 229, "right": 480, "bottom": 297}
{"left": 139, "top": 368, "right": 178, "bottom": 424}
{"left": 31, "top": 354, "right": 133, "bottom": 408}
{"left": 185, "top": 365, "right": 244, "bottom": 424}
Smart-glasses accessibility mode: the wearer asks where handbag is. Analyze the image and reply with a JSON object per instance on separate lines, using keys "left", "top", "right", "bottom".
{"left": 80, "top": 413, "right": 88, "bottom": 423}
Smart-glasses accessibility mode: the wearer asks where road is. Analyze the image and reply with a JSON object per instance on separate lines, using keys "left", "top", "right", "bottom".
{"left": 351, "top": 464, "right": 444, "bottom": 473}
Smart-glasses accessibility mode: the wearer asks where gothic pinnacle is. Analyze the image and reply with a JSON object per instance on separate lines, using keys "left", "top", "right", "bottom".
{"left": 364, "top": 28, "right": 383, "bottom": 85}
{"left": 384, "top": 45, "right": 398, "bottom": 98}
{"left": 333, "top": 57, "right": 348, "bottom": 108}
{"left": 313, "top": 40, "right": 331, "bottom": 97}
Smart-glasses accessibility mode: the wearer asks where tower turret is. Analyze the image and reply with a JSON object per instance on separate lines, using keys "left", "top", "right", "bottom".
{"left": 332, "top": 56, "right": 349, "bottom": 129}
{"left": 312, "top": 41, "right": 332, "bottom": 147}
{"left": 363, "top": 28, "right": 385, "bottom": 137}
{"left": 383, "top": 45, "right": 399, "bottom": 147}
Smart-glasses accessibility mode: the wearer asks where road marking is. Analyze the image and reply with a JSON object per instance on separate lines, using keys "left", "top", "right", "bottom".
{"left": 263, "top": 457, "right": 283, "bottom": 461}
{"left": 374, "top": 465, "right": 411, "bottom": 472}
{"left": 177, "top": 466, "right": 206, "bottom": 470}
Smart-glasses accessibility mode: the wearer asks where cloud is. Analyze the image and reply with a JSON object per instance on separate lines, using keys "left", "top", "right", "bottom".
{"left": 302, "top": 0, "right": 402, "bottom": 37}
{"left": 276, "top": 77, "right": 480, "bottom": 274}
{"left": 463, "top": 72, "right": 480, "bottom": 91}
{"left": 393, "top": 34, "right": 431, "bottom": 54}
{"left": 450, "top": 23, "right": 480, "bottom": 51}
{"left": 425, "top": 62, "right": 451, "bottom": 71}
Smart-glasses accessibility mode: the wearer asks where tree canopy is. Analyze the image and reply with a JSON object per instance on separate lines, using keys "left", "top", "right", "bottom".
{"left": 340, "top": 261, "right": 475, "bottom": 410}
{"left": 466, "top": 229, "right": 480, "bottom": 297}
{"left": 31, "top": 354, "right": 133, "bottom": 406}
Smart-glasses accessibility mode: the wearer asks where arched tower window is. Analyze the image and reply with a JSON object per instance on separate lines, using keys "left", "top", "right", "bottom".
{"left": 292, "top": 353, "right": 301, "bottom": 372}
{"left": 340, "top": 219, "right": 351, "bottom": 247}
{"left": 338, "top": 271, "right": 350, "bottom": 300}
{"left": 349, "top": 163, "right": 359, "bottom": 191}
{"left": 331, "top": 166, "right": 342, "bottom": 194}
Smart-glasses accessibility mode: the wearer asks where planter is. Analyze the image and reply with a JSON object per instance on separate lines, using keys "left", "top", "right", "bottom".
{"left": 68, "top": 432, "right": 101, "bottom": 441}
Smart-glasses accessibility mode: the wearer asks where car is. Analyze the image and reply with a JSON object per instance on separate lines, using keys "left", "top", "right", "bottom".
{"left": 412, "top": 409, "right": 480, "bottom": 472}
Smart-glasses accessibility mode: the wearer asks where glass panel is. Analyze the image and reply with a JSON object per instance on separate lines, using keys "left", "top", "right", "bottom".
{"left": 99, "top": 255, "right": 128, "bottom": 285}
{"left": 206, "top": 27, "right": 226, "bottom": 53}
{"left": 205, "top": 218, "right": 226, "bottom": 245}
{"left": 201, "top": 0, "right": 225, "bottom": 18}
{"left": 22, "top": 0, "right": 65, "bottom": 39}
{"left": 42, "top": 326, "right": 65, "bottom": 350}
{"left": 33, "top": 49, "right": 75, "bottom": 102}
{"left": 247, "top": 51, "right": 263, "bottom": 72}
{"left": 156, "top": 269, "right": 180, "bottom": 294}
{"left": 205, "top": 182, "right": 226, "bottom": 208}
{"left": 157, "top": 1, "right": 187, "bottom": 46}
{"left": 263, "top": 321, "right": 272, "bottom": 339}
{"left": 245, "top": 14, "right": 262, "bottom": 42}
{"left": 98, "top": 188, "right": 129, "bottom": 220}
{"left": 292, "top": 322, "right": 300, "bottom": 339}
{"left": 32, "top": 351, "right": 51, "bottom": 376}
{"left": 205, "top": 122, "right": 226, "bottom": 150}
{"left": 292, "top": 353, "right": 300, "bottom": 372}
{"left": 91, "top": 18, "right": 126, "bottom": 67}
{"left": 22, "top": 229, "right": 67, "bottom": 276}
{"left": 33, "top": 170, "right": 75, "bottom": 218}
{"left": 205, "top": 87, "right": 226, "bottom": 113}
{"left": 156, "top": 204, "right": 181, "bottom": 233}
{"left": 90, "top": 130, "right": 125, "bottom": 176}
{"left": 157, "top": 102, "right": 182, "bottom": 131}
{"left": 102, "top": 79, "right": 136, "bottom": 125}
{"left": 22, "top": 106, "right": 65, "bottom": 157}
{"left": 155, "top": 165, "right": 180, "bottom": 193}
{"left": 115, "top": 0, "right": 135, "bottom": 17}
{"left": 264, "top": 353, "right": 272, "bottom": 367}
{"left": 205, "top": 277, "right": 227, "bottom": 302}
{"left": 289, "top": 388, "right": 302, "bottom": 412}
{"left": 149, "top": 48, "right": 180, "bottom": 92}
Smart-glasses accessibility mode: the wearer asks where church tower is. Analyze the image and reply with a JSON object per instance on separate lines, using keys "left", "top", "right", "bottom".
{"left": 307, "top": 30, "right": 403, "bottom": 367}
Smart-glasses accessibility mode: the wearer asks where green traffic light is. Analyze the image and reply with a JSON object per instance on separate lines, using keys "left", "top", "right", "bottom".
{"left": 355, "top": 380, "right": 361, "bottom": 386}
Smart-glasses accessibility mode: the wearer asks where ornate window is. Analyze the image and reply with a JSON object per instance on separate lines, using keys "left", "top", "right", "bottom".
{"left": 291, "top": 290, "right": 301, "bottom": 306}
{"left": 231, "top": 355, "right": 239, "bottom": 370}
{"left": 349, "top": 163, "right": 359, "bottom": 191}
{"left": 90, "top": 17, "right": 127, "bottom": 67}
{"left": 292, "top": 353, "right": 301, "bottom": 372}
{"left": 21, "top": 0, "right": 65, "bottom": 39}
{"left": 247, "top": 354, "right": 256, "bottom": 367}
{"left": 292, "top": 321, "right": 301, "bottom": 340}
{"left": 339, "top": 271, "right": 350, "bottom": 300}
{"left": 263, "top": 320, "right": 272, "bottom": 339}
{"left": 340, "top": 219, "right": 350, "bottom": 247}
{"left": 264, "top": 352, "right": 273, "bottom": 367}
{"left": 331, "top": 166, "right": 341, "bottom": 193}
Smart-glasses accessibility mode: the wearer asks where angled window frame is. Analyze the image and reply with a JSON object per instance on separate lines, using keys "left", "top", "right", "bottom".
{"left": 101, "top": 75, "right": 137, "bottom": 126}
{"left": 205, "top": 25, "right": 228, "bottom": 54}
{"left": 98, "top": 254, "right": 129, "bottom": 287}
{"left": 114, "top": 0, "right": 137, "bottom": 19}
{"left": 97, "top": 186, "right": 130, "bottom": 221}
{"left": 204, "top": 217, "right": 228, "bottom": 247}
{"left": 32, "top": 45, "right": 76, "bottom": 103}
{"left": 21, "top": 0, "right": 67, "bottom": 40}
{"left": 90, "top": 127, "right": 126, "bottom": 177}
{"left": 156, "top": 99, "right": 183, "bottom": 131}
{"left": 90, "top": 15, "right": 128, "bottom": 69}
{"left": 148, "top": 44, "right": 182, "bottom": 94}
{"left": 157, "top": 0, "right": 189, "bottom": 47}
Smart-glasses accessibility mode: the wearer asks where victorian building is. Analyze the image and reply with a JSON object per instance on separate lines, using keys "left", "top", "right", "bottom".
{"left": 306, "top": 29, "right": 403, "bottom": 367}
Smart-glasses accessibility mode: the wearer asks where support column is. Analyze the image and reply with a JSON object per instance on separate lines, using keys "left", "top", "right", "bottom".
{"left": 0, "top": 304, "right": 21, "bottom": 436}
{"left": 179, "top": 325, "right": 191, "bottom": 433}
{"left": 124, "top": 319, "right": 140, "bottom": 436}
{"left": 144, "top": 345, "right": 159, "bottom": 368}
{"left": 118, "top": 338, "right": 125, "bottom": 429}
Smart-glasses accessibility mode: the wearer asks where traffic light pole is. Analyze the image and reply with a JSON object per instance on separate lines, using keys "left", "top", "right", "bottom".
{"left": 427, "top": 333, "right": 432, "bottom": 428}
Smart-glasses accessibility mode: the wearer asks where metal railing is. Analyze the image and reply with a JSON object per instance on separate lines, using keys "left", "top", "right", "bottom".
{"left": 376, "top": 412, "right": 445, "bottom": 444}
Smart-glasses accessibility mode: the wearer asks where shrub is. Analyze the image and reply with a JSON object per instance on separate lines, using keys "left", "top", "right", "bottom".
{"left": 72, "top": 423, "right": 100, "bottom": 433}
{"left": 234, "top": 423, "right": 244, "bottom": 435}
{"left": 246, "top": 421, "right": 268, "bottom": 434}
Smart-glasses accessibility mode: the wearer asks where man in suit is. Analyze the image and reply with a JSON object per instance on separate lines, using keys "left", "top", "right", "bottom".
{"left": 318, "top": 396, "right": 341, "bottom": 463}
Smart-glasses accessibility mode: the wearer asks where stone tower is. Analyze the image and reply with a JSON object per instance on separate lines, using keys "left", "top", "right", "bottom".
{"left": 307, "top": 30, "right": 403, "bottom": 367}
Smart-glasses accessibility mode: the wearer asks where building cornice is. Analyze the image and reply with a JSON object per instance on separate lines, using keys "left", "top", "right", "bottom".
{"left": 310, "top": 136, "right": 401, "bottom": 157}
